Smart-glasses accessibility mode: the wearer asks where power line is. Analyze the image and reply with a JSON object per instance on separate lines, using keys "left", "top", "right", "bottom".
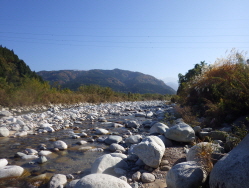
{"left": 1, "top": 39, "right": 249, "bottom": 49}
{"left": 0, "top": 35, "right": 248, "bottom": 44}
{"left": 0, "top": 31, "right": 249, "bottom": 38}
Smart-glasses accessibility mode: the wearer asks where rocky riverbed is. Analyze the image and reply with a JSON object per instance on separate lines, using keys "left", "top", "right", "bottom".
{"left": 0, "top": 101, "right": 177, "bottom": 187}
{"left": 0, "top": 101, "right": 246, "bottom": 188}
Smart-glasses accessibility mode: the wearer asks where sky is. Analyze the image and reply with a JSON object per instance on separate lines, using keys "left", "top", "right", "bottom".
{"left": 1, "top": 0, "right": 249, "bottom": 90}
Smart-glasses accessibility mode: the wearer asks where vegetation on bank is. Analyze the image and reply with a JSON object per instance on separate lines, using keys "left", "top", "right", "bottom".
{"left": 174, "top": 49, "right": 249, "bottom": 140}
{"left": 0, "top": 46, "right": 172, "bottom": 107}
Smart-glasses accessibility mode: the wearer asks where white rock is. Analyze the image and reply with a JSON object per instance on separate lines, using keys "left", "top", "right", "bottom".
{"left": 95, "top": 128, "right": 109, "bottom": 135}
{"left": 0, "top": 165, "right": 24, "bottom": 178}
{"left": 49, "top": 174, "right": 67, "bottom": 188}
{"left": 44, "top": 126, "right": 55, "bottom": 133}
{"left": 21, "top": 155, "right": 39, "bottom": 160}
{"left": 0, "top": 127, "right": 9, "bottom": 137}
{"left": 0, "top": 159, "right": 8, "bottom": 168}
{"left": 0, "top": 111, "right": 12, "bottom": 117}
{"left": 74, "top": 174, "right": 131, "bottom": 188}
{"left": 16, "top": 119, "right": 25, "bottom": 126}
{"left": 15, "top": 131, "right": 28, "bottom": 137}
{"left": 38, "top": 150, "right": 52, "bottom": 156}
{"left": 54, "top": 140, "right": 68, "bottom": 150}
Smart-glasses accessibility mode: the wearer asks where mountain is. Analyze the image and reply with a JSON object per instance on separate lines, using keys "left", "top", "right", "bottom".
{"left": 37, "top": 69, "right": 176, "bottom": 94}
{"left": 165, "top": 82, "right": 178, "bottom": 91}
{"left": 0, "top": 46, "right": 43, "bottom": 85}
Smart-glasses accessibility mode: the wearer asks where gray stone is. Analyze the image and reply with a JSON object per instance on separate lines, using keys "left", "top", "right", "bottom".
{"left": 164, "top": 122, "right": 195, "bottom": 142}
{"left": 133, "top": 136, "right": 165, "bottom": 168}
{"left": 74, "top": 174, "right": 132, "bottom": 188}
{"left": 141, "top": 173, "right": 155, "bottom": 183}
{"left": 160, "top": 165, "right": 171, "bottom": 171}
{"left": 0, "top": 127, "right": 9, "bottom": 137}
{"left": 25, "top": 148, "right": 38, "bottom": 155}
{"left": 0, "top": 165, "right": 24, "bottom": 179}
{"left": 49, "top": 174, "right": 67, "bottom": 188}
{"left": 193, "top": 126, "right": 202, "bottom": 134}
{"left": 132, "top": 171, "right": 141, "bottom": 181}
{"left": 105, "top": 135, "right": 123, "bottom": 145}
{"left": 114, "top": 167, "right": 127, "bottom": 176}
{"left": 109, "top": 143, "right": 126, "bottom": 153}
{"left": 149, "top": 122, "right": 169, "bottom": 135}
{"left": 91, "top": 153, "right": 128, "bottom": 174}
{"left": 125, "top": 121, "right": 140, "bottom": 128}
{"left": 209, "top": 133, "right": 249, "bottom": 188}
{"left": 166, "top": 161, "right": 206, "bottom": 188}
{"left": 125, "top": 135, "right": 142, "bottom": 146}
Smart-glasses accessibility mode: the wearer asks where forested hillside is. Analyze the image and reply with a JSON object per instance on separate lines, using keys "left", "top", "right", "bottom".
{"left": 0, "top": 46, "right": 43, "bottom": 85}
{"left": 37, "top": 69, "right": 176, "bottom": 94}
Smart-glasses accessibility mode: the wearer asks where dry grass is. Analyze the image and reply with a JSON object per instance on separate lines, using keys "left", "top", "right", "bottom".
{"left": 174, "top": 105, "right": 200, "bottom": 127}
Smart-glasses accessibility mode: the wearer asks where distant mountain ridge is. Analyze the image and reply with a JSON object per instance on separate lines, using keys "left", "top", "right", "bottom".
{"left": 37, "top": 69, "right": 176, "bottom": 94}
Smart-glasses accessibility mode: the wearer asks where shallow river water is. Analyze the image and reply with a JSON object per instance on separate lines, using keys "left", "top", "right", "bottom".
{"left": 0, "top": 112, "right": 150, "bottom": 187}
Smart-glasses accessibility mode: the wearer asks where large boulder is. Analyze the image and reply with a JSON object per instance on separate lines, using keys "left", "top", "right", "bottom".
{"left": 164, "top": 122, "right": 195, "bottom": 142}
{"left": 133, "top": 136, "right": 165, "bottom": 168}
{"left": 91, "top": 153, "right": 128, "bottom": 174}
{"left": 209, "top": 134, "right": 249, "bottom": 188}
{"left": 166, "top": 161, "right": 206, "bottom": 188}
{"left": 0, "top": 127, "right": 9, "bottom": 137}
{"left": 74, "top": 174, "right": 131, "bottom": 188}
{"left": 0, "top": 165, "right": 24, "bottom": 179}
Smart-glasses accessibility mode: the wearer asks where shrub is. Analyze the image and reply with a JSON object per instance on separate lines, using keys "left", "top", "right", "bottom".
{"left": 177, "top": 49, "right": 249, "bottom": 127}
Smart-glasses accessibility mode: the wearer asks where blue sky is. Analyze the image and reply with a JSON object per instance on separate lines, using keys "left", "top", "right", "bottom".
{"left": 1, "top": 0, "right": 249, "bottom": 89}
